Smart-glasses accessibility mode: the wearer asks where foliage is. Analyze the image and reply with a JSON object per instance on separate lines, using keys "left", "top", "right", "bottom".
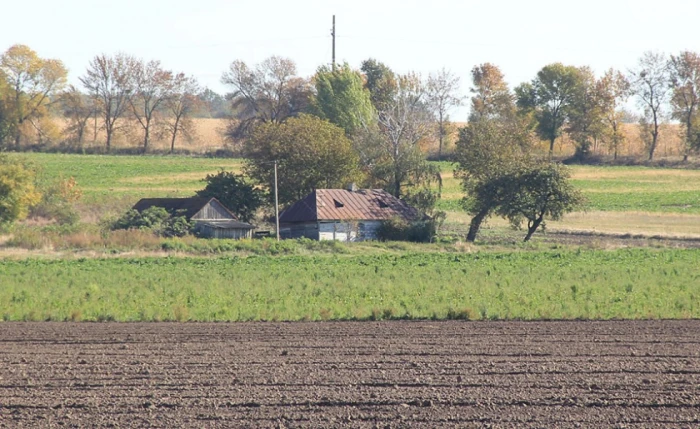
{"left": 360, "top": 59, "right": 397, "bottom": 112}
{"left": 30, "top": 176, "right": 82, "bottom": 225}
{"left": 221, "top": 56, "right": 311, "bottom": 141}
{"left": 597, "top": 69, "right": 631, "bottom": 160}
{"left": 1, "top": 249, "right": 699, "bottom": 321}
{"left": 669, "top": 51, "right": 700, "bottom": 158}
{"left": 243, "top": 115, "right": 359, "bottom": 205}
{"left": 0, "top": 44, "right": 68, "bottom": 150}
{"left": 309, "top": 63, "right": 374, "bottom": 136}
{"left": 516, "top": 63, "right": 583, "bottom": 156}
{"left": 377, "top": 217, "right": 437, "bottom": 243}
{"left": 196, "top": 170, "right": 263, "bottom": 222}
{"left": 0, "top": 155, "right": 42, "bottom": 225}
{"left": 566, "top": 66, "right": 605, "bottom": 159}
{"left": 112, "top": 207, "right": 193, "bottom": 237}
{"left": 469, "top": 63, "right": 515, "bottom": 122}
{"left": 495, "top": 163, "right": 585, "bottom": 241}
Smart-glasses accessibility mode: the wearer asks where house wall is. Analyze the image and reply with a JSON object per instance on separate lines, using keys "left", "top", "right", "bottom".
{"left": 192, "top": 200, "right": 235, "bottom": 221}
{"left": 281, "top": 220, "right": 382, "bottom": 241}
{"left": 195, "top": 223, "right": 252, "bottom": 239}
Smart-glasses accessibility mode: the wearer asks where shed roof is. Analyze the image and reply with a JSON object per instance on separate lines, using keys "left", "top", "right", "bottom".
{"left": 197, "top": 220, "right": 255, "bottom": 230}
{"left": 279, "top": 189, "right": 422, "bottom": 223}
{"left": 132, "top": 197, "right": 238, "bottom": 220}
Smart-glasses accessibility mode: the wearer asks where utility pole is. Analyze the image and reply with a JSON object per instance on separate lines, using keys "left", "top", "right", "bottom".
{"left": 274, "top": 160, "right": 280, "bottom": 241}
{"left": 331, "top": 15, "right": 336, "bottom": 71}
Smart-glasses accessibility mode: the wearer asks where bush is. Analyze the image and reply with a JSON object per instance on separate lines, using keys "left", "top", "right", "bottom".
{"left": 111, "top": 207, "right": 194, "bottom": 238}
{"left": 377, "top": 217, "right": 436, "bottom": 243}
{"left": 30, "top": 176, "right": 82, "bottom": 225}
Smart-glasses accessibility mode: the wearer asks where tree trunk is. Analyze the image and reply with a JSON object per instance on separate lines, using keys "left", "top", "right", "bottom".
{"left": 143, "top": 126, "right": 150, "bottom": 154}
{"left": 466, "top": 208, "right": 489, "bottom": 242}
{"left": 523, "top": 216, "right": 544, "bottom": 242}
{"left": 170, "top": 116, "right": 181, "bottom": 154}
{"left": 549, "top": 137, "right": 555, "bottom": 160}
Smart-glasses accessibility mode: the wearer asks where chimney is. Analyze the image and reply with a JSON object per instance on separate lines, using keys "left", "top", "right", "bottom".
{"left": 347, "top": 182, "right": 358, "bottom": 192}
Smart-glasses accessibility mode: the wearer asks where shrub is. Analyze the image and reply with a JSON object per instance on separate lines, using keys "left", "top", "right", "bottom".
{"left": 111, "top": 207, "right": 194, "bottom": 238}
{"left": 30, "top": 176, "right": 82, "bottom": 225}
{"left": 377, "top": 217, "right": 437, "bottom": 243}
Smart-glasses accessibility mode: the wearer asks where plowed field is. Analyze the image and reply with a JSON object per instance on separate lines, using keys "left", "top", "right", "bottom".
{"left": 1, "top": 321, "right": 699, "bottom": 428}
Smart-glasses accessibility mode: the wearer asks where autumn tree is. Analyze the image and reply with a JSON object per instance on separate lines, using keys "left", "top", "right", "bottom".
{"left": 0, "top": 155, "right": 41, "bottom": 225}
{"left": 360, "top": 59, "right": 397, "bottom": 112}
{"left": 80, "top": 53, "right": 138, "bottom": 152}
{"left": 164, "top": 73, "right": 200, "bottom": 153}
{"left": 197, "top": 88, "right": 229, "bottom": 118}
{"left": 516, "top": 63, "right": 582, "bottom": 157}
{"left": 221, "top": 56, "right": 311, "bottom": 141}
{"left": 469, "top": 63, "right": 515, "bottom": 122}
{"left": 629, "top": 52, "right": 670, "bottom": 160}
{"left": 596, "top": 69, "right": 630, "bottom": 159}
{"left": 669, "top": 51, "right": 700, "bottom": 160}
{"left": 426, "top": 68, "right": 463, "bottom": 159}
{"left": 355, "top": 73, "right": 438, "bottom": 199}
{"left": 309, "top": 63, "right": 374, "bottom": 136}
{"left": 244, "top": 114, "right": 359, "bottom": 205}
{"left": 60, "top": 85, "right": 95, "bottom": 148}
{"left": 567, "top": 66, "right": 605, "bottom": 159}
{"left": 0, "top": 44, "right": 67, "bottom": 150}
{"left": 129, "top": 59, "right": 173, "bottom": 152}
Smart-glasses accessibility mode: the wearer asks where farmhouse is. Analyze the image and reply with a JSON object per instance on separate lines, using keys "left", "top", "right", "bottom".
{"left": 132, "top": 197, "right": 255, "bottom": 239}
{"left": 279, "top": 188, "right": 422, "bottom": 241}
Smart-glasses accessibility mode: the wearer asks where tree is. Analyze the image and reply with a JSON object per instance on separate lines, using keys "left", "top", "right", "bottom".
{"left": 0, "top": 75, "right": 12, "bottom": 145}
{"left": 60, "top": 85, "right": 95, "bottom": 148}
{"left": 0, "top": 155, "right": 41, "bottom": 225}
{"left": 197, "top": 88, "right": 229, "bottom": 118}
{"left": 454, "top": 119, "right": 533, "bottom": 241}
{"left": 164, "top": 73, "right": 200, "bottom": 153}
{"left": 567, "top": 67, "right": 604, "bottom": 159}
{"left": 80, "top": 53, "right": 138, "bottom": 152}
{"left": 516, "top": 63, "right": 582, "bottom": 157}
{"left": 355, "top": 73, "right": 438, "bottom": 198}
{"left": 0, "top": 44, "right": 67, "bottom": 150}
{"left": 112, "top": 207, "right": 193, "bottom": 238}
{"left": 196, "top": 171, "right": 263, "bottom": 222}
{"left": 597, "top": 69, "right": 630, "bottom": 159}
{"left": 426, "top": 68, "right": 463, "bottom": 160}
{"left": 469, "top": 63, "right": 515, "bottom": 122}
{"left": 629, "top": 52, "right": 670, "bottom": 160}
{"left": 129, "top": 59, "right": 173, "bottom": 152}
{"left": 244, "top": 114, "right": 359, "bottom": 205}
{"left": 669, "top": 51, "right": 700, "bottom": 160}
{"left": 496, "top": 163, "right": 584, "bottom": 242}
{"left": 221, "top": 56, "right": 311, "bottom": 140}
{"left": 360, "top": 59, "right": 397, "bottom": 112}
{"left": 309, "top": 63, "right": 374, "bottom": 136}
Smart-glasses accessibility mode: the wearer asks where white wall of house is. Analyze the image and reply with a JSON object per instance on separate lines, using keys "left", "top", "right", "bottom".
{"left": 281, "top": 220, "right": 383, "bottom": 241}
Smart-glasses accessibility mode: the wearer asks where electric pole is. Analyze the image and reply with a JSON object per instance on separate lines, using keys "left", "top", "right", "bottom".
{"left": 274, "top": 160, "right": 280, "bottom": 241}
{"left": 331, "top": 15, "right": 336, "bottom": 71}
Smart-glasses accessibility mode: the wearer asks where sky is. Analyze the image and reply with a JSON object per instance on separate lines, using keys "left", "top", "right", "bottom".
{"left": 3, "top": 0, "right": 700, "bottom": 119}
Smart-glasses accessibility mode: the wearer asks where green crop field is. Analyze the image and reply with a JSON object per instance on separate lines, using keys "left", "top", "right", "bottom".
{"left": 12, "top": 153, "right": 700, "bottom": 214}
{"left": 1, "top": 248, "right": 698, "bottom": 322}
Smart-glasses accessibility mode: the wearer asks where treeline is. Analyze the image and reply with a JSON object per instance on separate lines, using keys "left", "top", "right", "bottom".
{"left": 1, "top": 45, "right": 699, "bottom": 160}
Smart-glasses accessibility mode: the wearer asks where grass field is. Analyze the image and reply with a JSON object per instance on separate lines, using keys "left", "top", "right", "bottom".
{"left": 1, "top": 248, "right": 698, "bottom": 322}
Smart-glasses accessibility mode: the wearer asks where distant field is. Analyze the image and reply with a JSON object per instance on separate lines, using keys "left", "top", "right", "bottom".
{"left": 1, "top": 249, "right": 698, "bottom": 322}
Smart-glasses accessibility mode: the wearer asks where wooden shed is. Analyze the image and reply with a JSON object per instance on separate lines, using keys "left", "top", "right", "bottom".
{"left": 278, "top": 188, "right": 422, "bottom": 241}
{"left": 132, "top": 197, "right": 255, "bottom": 239}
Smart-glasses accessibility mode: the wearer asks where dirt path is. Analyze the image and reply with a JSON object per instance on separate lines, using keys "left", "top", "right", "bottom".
{"left": 1, "top": 321, "right": 699, "bottom": 428}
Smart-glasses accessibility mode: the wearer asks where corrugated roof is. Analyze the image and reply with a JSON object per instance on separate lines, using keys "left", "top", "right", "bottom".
{"left": 279, "top": 189, "right": 422, "bottom": 223}
{"left": 132, "top": 197, "right": 238, "bottom": 220}
{"left": 197, "top": 220, "right": 255, "bottom": 230}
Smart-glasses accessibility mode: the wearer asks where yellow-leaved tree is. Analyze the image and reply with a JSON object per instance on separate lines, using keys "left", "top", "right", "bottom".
{"left": 0, "top": 155, "right": 41, "bottom": 225}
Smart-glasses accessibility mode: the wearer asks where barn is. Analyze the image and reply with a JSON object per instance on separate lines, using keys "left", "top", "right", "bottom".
{"left": 278, "top": 188, "right": 422, "bottom": 241}
{"left": 132, "top": 197, "right": 255, "bottom": 239}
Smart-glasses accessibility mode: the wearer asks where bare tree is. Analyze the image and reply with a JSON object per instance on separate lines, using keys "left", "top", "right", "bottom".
{"left": 221, "top": 56, "right": 311, "bottom": 140}
{"left": 80, "top": 53, "right": 137, "bottom": 152}
{"left": 426, "top": 68, "right": 463, "bottom": 160}
{"left": 163, "top": 73, "right": 200, "bottom": 153}
{"left": 669, "top": 51, "right": 700, "bottom": 160}
{"left": 60, "top": 85, "right": 95, "bottom": 148}
{"left": 629, "top": 52, "right": 670, "bottom": 160}
{"left": 130, "top": 59, "right": 173, "bottom": 152}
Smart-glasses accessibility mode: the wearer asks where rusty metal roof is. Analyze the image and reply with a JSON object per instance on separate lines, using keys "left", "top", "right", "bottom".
{"left": 279, "top": 189, "right": 422, "bottom": 223}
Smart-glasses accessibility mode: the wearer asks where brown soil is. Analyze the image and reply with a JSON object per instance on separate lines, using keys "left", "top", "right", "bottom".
{"left": 1, "top": 321, "right": 699, "bottom": 428}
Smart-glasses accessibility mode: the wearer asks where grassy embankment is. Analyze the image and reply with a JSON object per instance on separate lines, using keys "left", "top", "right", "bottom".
{"left": 1, "top": 248, "right": 698, "bottom": 322}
